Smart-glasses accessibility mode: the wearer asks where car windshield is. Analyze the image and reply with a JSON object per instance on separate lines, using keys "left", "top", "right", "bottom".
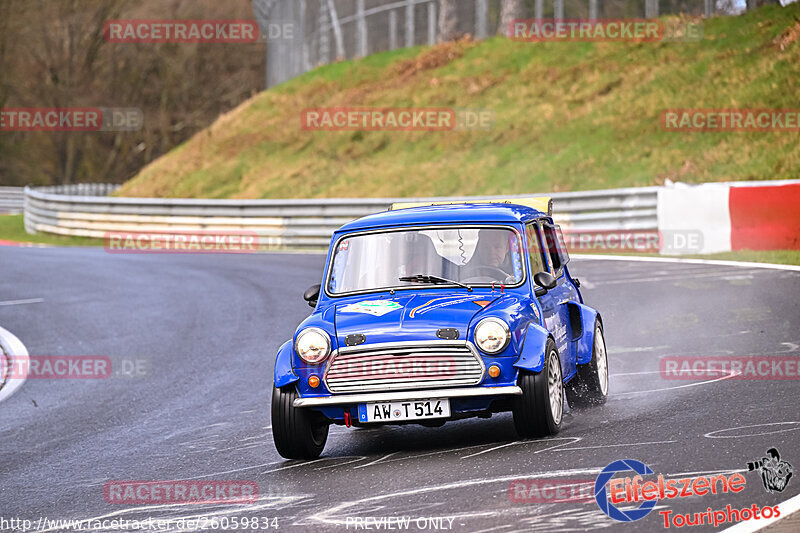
{"left": 327, "top": 227, "right": 525, "bottom": 295}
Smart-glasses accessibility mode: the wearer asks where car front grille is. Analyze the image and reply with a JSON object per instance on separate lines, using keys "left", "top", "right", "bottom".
{"left": 324, "top": 341, "right": 485, "bottom": 394}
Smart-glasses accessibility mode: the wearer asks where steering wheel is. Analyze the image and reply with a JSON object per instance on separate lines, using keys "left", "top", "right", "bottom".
{"left": 472, "top": 266, "right": 512, "bottom": 280}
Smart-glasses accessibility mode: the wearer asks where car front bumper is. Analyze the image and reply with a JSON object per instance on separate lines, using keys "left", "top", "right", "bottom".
{"left": 292, "top": 385, "right": 523, "bottom": 407}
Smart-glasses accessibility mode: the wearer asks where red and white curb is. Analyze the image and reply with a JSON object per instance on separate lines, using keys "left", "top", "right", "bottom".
{"left": 658, "top": 179, "right": 800, "bottom": 254}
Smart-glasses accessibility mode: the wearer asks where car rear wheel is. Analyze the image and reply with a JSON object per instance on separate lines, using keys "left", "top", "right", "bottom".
{"left": 565, "top": 320, "right": 608, "bottom": 409}
{"left": 271, "top": 385, "right": 329, "bottom": 459}
{"left": 512, "top": 338, "right": 563, "bottom": 438}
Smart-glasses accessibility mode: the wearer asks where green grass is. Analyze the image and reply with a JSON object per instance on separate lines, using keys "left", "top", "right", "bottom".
{"left": 678, "top": 249, "right": 800, "bottom": 266}
{"left": 115, "top": 6, "right": 800, "bottom": 200}
{"left": 0, "top": 215, "right": 102, "bottom": 247}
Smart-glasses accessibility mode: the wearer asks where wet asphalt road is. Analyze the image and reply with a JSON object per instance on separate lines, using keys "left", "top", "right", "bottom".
{"left": 1, "top": 246, "right": 799, "bottom": 533}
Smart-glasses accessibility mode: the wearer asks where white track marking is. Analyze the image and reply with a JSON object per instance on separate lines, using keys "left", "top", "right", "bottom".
{"left": 0, "top": 297, "right": 44, "bottom": 306}
{"left": 608, "top": 346, "right": 669, "bottom": 354}
{"left": 380, "top": 443, "right": 502, "bottom": 465}
{"left": 310, "top": 467, "right": 605, "bottom": 526}
{"left": 613, "top": 369, "right": 738, "bottom": 396}
{"left": 704, "top": 422, "right": 800, "bottom": 439}
{"left": 720, "top": 491, "right": 800, "bottom": 533}
{"left": 353, "top": 452, "right": 399, "bottom": 469}
{"left": 0, "top": 325, "right": 28, "bottom": 404}
{"left": 666, "top": 469, "right": 746, "bottom": 477}
{"left": 180, "top": 462, "right": 281, "bottom": 480}
{"left": 462, "top": 437, "right": 581, "bottom": 459}
{"left": 550, "top": 440, "right": 677, "bottom": 452}
{"left": 314, "top": 455, "right": 369, "bottom": 470}
{"left": 592, "top": 268, "right": 765, "bottom": 286}
{"left": 262, "top": 458, "right": 325, "bottom": 473}
{"left": 461, "top": 441, "right": 521, "bottom": 459}
{"left": 571, "top": 254, "right": 800, "bottom": 272}
{"left": 470, "top": 526, "right": 514, "bottom": 533}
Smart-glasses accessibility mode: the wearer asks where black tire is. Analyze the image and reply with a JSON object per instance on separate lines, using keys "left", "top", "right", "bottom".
{"left": 566, "top": 319, "right": 609, "bottom": 409}
{"left": 271, "top": 385, "right": 329, "bottom": 459}
{"left": 512, "top": 338, "right": 563, "bottom": 438}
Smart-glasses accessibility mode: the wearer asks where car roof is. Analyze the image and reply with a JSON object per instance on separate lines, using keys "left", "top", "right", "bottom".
{"left": 337, "top": 203, "right": 547, "bottom": 233}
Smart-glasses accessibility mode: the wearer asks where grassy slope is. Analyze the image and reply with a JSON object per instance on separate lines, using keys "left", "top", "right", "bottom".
{"left": 117, "top": 6, "right": 799, "bottom": 200}
{"left": 0, "top": 215, "right": 101, "bottom": 246}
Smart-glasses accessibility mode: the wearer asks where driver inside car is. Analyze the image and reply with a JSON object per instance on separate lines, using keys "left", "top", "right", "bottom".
{"left": 467, "top": 231, "right": 516, "bottom": 283}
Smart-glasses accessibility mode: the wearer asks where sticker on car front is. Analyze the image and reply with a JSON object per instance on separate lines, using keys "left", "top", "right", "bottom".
{"left": 340, "top": 300, "right": 402, "bottom": 316}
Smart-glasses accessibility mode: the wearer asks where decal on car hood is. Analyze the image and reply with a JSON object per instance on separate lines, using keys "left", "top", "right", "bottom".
{"left": 339, "top": 300, "right": 403, "bottom": 317}
{"left": 408, "top": 295, "right": 495, "bottom": 317}
{"left": 334, "top": 293, "right": 499, "bottom": 344}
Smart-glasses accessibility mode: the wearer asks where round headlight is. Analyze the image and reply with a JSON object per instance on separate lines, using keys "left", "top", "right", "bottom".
{"left": 295, "top": 328, "right": 331, "bottom": 364}
{"left": 474, "top": 318, "right": 510, "bottom": 354}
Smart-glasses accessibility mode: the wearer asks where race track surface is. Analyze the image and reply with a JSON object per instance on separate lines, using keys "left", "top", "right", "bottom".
{"left": 1, "top": 246, "right": 799, "bottom": 532}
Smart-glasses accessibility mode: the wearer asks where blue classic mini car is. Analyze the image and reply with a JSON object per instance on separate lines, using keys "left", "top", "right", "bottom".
{"left": 271, "top": 198, "right": 608, "bottom": 459}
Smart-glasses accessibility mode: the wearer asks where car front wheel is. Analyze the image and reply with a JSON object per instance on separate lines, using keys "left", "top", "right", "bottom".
{"left": 565, "top": 319, "right": 609, "bottom": 408}
{"left": 512, "top": 338, "right": 563, "bottom": 438}
{"left": 271, "top": 385, "right": 329, "bottom": 459}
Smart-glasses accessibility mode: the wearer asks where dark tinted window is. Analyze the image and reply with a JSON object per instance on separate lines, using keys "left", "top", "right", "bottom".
{"left": 526, "top": 223, "right": 547, "bottom": 275}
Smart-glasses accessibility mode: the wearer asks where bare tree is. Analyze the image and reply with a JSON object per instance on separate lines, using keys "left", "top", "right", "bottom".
{"left": 499, "top": 0, "right": 524, "bottom": 36}
{"left": 0, "top": 0, "right": 13, "bottom": 180}
{"left": 14, "top": 0, "right": 124, "bottom": 184}
{"left": 437, "top": 0, "right": 459, "bottom": 42}
{"left": 1, "top": 0, "right": 265, "bottom": 187}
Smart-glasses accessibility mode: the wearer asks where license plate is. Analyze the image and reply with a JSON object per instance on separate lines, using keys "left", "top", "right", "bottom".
{"left": 358, "top": 399, "right": 451, "bottom": 423}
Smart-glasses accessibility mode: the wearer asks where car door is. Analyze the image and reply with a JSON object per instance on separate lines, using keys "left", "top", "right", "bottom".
{"left": 538, "top": 221, "right": 578, "bottom": 380}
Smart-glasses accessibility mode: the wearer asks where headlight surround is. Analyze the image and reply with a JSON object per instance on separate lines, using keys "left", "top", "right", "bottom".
{"left": 295, "top": 327, "right": 331, "bottom": 364}
{"left": 474, "top": 318, "right": 510, "bottom": 354}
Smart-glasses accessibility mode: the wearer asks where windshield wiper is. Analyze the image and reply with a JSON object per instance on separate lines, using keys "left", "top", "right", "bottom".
{"left": 399, "top": 274, "right": 472, "bottom": 292}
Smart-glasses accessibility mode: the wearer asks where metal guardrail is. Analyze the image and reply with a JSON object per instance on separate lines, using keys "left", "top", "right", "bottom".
{"left": 0, "top": 186, "right": 25, "bottom": 214}
{"left": 23, "top": 185, "right": 658, "bottom": 249}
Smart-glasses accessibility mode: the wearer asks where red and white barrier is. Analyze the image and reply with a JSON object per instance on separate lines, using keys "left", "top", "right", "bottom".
{"left": 657, "top": 180, "right": 800, "bottom": 254}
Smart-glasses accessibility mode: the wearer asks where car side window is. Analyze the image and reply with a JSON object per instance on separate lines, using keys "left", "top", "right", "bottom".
{"left": 526, "top": 223, "right": 548, "bottom": 275}
{"left": 542, "top": 223, "right": 563, "bottom": 277}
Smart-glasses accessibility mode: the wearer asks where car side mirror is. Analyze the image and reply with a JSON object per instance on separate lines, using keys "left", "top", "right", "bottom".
{"left": 303, "top": 284, "right": 321, "bottom": 308}
{"left": 534, "top": 272, "right": 557, "bottom": 297}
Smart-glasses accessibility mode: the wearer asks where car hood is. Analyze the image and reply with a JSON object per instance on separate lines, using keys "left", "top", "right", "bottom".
{"left": 334, "top": 292, "right": 499, "bottom": 346}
